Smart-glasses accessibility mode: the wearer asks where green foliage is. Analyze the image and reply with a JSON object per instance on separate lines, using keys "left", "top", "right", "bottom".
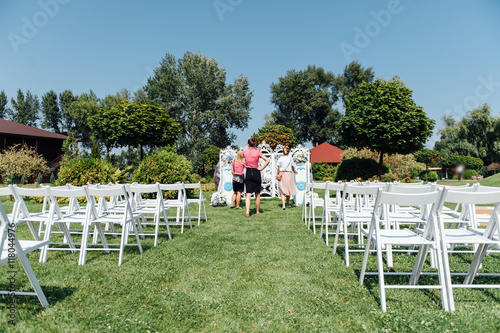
{"left": 145, "top": 52, "right": 252, "bottom": 163}
{"left": 91, "top": 142, "right": 101, "bottom": 159}
{"left": 441, "top": 155, "right": 484, "bottom": 170}
{"left": 197, "top": 146, "right": 221, "bottom": 177}
{"left": 434, "top": 104, "right": 500, "bottom": 165}
{"left": 0, "top": 144, "right": 49, "bottom": 183}
{"left": 36, "top": 172, "right": 43, "bottom": 184}
{"left": 7, "top": 89, "right": 40, "bottom": 126}
{"left": 414, "top": 148, "right": 440, "bottom": 167}
{"left": 253, "top": 124, "right": 297, "bottom": 149}
{"left": 132, "top": 148, "right": 197, "bottom": 198}
{"left": 66, "top": 90, "right": 100, "bottom": 145}
{"left": 90, "top": 101, "right": 180, "bottom": 155}
{"left": 41, "top": 90, "right": 61, "bottom": 133}
{"left": 0, "top": 90, "right": 7, "bottom": 118}
{"left": 109, "top": 147, "right": 142, "bottom": 170}
{"left": 269, "top": 65, "right": 340, "bottom": 145}
{"left": 50, "top": 171, "right": 56, "bottom": 185}
{"left": 463, "top": 169, "right": 478, "bottom": 180}
{"left": 311, "top": 162, "right": 337, "bottom": 181}
{"left": 56, "top": 157, "right": 130, "bottom": 186}
{"left": 427, "top": 171, "right": 438, "bottom": 182}
{"left": 99, "top": 89, "right": 131, "bottom": 109}
{"left": 62, "top": 132, "right": 79, "bottom": 162}
{"left": 59, "top": 89, "right": 78, "bottom": 134}
{"left": 335, "top": 157, "right": 389, "bottom": 181}
{"left": 341, "top": 79, "right": 434, "bottom": 176}
{"left": 333, "top": 61, "right": 375, "bottom": 106}
{"left": 420, "top": 170, "right": 438, "bottom": 182}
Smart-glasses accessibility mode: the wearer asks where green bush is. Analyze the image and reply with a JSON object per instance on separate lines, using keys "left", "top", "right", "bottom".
{"left": 427, "top": 171, "right": 438, "bottom": 182}
{"left": 132, "top": 148, "right": 197, "bottom": 199}
{"left": 56, "top": 157, "right": 130, "bottom": 186}
{"left": 463, "top": 169, "right": 478, "bottom": 180}
{"left": 311, "top": 162, "right": 337, "bottom": 181}
{"left": 335, "top": 157, "right": 389, "bottom": 181}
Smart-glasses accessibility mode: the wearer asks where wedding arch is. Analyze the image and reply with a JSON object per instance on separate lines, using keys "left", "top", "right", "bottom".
{"left": 217, "top": 142, "right": 311, "bottom": 205}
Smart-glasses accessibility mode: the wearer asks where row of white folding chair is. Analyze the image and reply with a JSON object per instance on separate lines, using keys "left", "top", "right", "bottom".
{"left": 0, "top": 200, "right": 49, "bottom": 307}
{"left": 36, "top": 184, "right": 143, "bottom": 266}
{"left": 359, "top": 187, "right": 500, "bottom": 312}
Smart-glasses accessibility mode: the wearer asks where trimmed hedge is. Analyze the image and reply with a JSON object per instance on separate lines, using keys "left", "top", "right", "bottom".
{"left": 463, "top": 169, "right": 478, "bottom": 180}
{"left": 311, "top": 162, "right": 337, "bottom": 181}
{"left": 56, "top": 157, "right": 124, "bottom": 186}
{"left": 335, "top": 157, "right": 389, "bottom": 181}
{"left": 132, "top": 148, "right": 197, "bottom": 199}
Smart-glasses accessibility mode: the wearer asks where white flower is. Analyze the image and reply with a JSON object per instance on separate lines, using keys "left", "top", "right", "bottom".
{"left": 293, "top": 150, "right": 307, "bottom": 163}
{"left": 210, "top": 192, "right": 227, "bottom": 206}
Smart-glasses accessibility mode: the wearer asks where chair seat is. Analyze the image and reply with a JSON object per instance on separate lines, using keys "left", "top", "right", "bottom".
{"left": 0, "top": 240, "right": 49, "bottom": 264}
{"left": 374, "top": 229, "right": 433, "bottom": 246}
{"left": 17, "top": 212, "right": 52, "bottom": 222}
{"left": 92, "top": 213, "right": 142, "bottom": 225}
{"left": 443, "top": 229, "right": 499, "bottom": 245}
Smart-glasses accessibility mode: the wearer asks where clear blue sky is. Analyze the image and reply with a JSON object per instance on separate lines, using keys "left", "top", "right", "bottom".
{"left": 1, "top": 0, "right": 499, "bottom": 148}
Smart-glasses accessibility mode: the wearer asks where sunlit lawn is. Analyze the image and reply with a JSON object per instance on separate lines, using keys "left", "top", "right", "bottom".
{"left": 1, "top": 192, "right": 499, "bottom": 332}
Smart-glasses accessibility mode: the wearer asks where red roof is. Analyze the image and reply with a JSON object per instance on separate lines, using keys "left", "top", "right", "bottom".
{"left": 0, "top": 119, "right": 68, "bottom": 140}
{"left": 310, "top": 142, "right": 345, "bottom": 163}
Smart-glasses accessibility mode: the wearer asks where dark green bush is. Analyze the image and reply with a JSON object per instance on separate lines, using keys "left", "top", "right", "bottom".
{"left": 132, "top": 148, "right": 197, "bottom": 199}
{"left": 56, "top": 157, "right": 129, "bottom": 186}
{"left": 463, "top": 169, "right": 478, "bottom": 180}
{"left": 311, "top": 162, "right": 337, "bottom": 180}
{"left": 427, "top": 171, "right": 438, "bottom": 182}
{"left": 335, "top": 157, "right": 389, "bottom": 181}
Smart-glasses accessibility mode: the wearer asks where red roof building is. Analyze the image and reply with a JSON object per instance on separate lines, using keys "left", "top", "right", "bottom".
{"left": 310, "top": 142, "right": 345, "bottom": 164}
{"left": 0, "top": 118, "right": 68, "bottom": 165}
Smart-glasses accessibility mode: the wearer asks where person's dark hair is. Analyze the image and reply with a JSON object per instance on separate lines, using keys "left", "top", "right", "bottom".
{"left": 248, "top": 137, "right": 257, "bottom": 147}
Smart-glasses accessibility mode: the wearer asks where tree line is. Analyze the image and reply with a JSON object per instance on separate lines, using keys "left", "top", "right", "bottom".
{"left": 1, "top": 51, "right": 498, "bottom": 178}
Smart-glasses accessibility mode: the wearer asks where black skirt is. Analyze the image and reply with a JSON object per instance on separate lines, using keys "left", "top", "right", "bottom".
{"left": 245, "top": 168, "right": 261, "bottom": 194}
{"left": 233, "top": 177, "right": 244, "bottom": 193}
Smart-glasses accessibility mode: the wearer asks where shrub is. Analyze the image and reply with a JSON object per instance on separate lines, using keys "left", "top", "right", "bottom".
{"left": 56, "top": 157, "right": 131, "bottom": 186}
{"left": 196, "top": 146, "right": 221, "bottom": 177}
{"left": 132, "top": 148, "right": 197, "bottom": 199}
{"left": 463, "top": 169, "right": 478, "bottom": 180}
{"left": 427, "top": 171, "right": 438, "bottom": 182}
{"left": 311, "top": 162, "right": 337, "bottom": 180}
{"left": 335, "top": 157, "right": 389, "bottom": 181}
{"left": 0, "top": 144, "right": 49, "bottom": 183}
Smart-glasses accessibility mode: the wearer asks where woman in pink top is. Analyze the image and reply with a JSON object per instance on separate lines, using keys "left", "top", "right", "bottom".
{"left": 243, "top": 137, "right": 270, "bottom": 217}
{"left": 231, "top": 150, "right": 245, "bottom": 209}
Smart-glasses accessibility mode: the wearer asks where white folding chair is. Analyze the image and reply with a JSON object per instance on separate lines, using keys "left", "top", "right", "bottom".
{"left": 159, "top": 183, "right": 192, "bottom": 233}
{"left": 306, "top": 182, "right": 329, "bottom": 234}
{"left": 0, "top": 200, "right": 49, "bottom": 307}
{"left": 38, "top": 186, "right": 88, "bottom": 263}
{"left": 128, "top": 183, "right": 171, "bottom": 246}
{"left": 332, "top": 183, "right": 381, "bottom": 266}
{"left": 321, "top": 182, "right": 344, "bottom": 245}
{"left": 359, "top": 189, "right": 451, "bottom": 312}
{"left": 184, "top": 182, "right": 208, "bottom": 225}
{"left": 437, "top": 188, "right": 500, "bottom": 312}
{"left": 82, "top": 185, "right": 143, "bottom": 266}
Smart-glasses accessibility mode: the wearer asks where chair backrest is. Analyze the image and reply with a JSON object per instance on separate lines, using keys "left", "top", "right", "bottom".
{"left": 159, "top": 183, "right": 187, "bottom": 201}
{"left": 0, "top": 186, "right": 13, "bottom": 197}
{"left": 388, "top": 183, "right": 436, "bottom": 194}
{"left": 11, "top": 185, "right": 53, "bottom": 219}
{"left": 46, "top": 186, "right": 88, "bottom": 217}
{"left": 0, "top": 201, "right": 9, "bottom": 256}
{"left": 85, "top": 185, "right": 133, "bottom": 219}
{"left": 474, "top": 185, "right": 500, "bottom": 193}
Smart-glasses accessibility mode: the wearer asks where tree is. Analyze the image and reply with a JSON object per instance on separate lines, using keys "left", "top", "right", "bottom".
{"left": 253, "top": 124, "right": 297, "bottom": 149}
{"left": 67, "top": 90, "right": 100, "bottom": 145}
{"left": 41, "top": 90, "right": 61, "bottom": 133}
{"left": 0, "top": 90, "right": 7, "bottom": 118}
{"left": 59, "top": 90, "right": 78, "bottom": 134}
{"left": 7, "top": 89, "right": 40, "bottom": 126}
{"left": 90, "top": 101, "right": 181, "bottom": 159}
{"left": 197, "top": 145, "right": 221, "bottom": 177}
{"left": 414, "top": 148, "right": 439, "bottom": 181}
{"left": 333, "top": 61, "right": 375, "bottom": 106}
{"left": 100, "top": 89, "right": 132, "bottom": 110}
{"left": 269, "top": 65, "right": 340, "bottom": 145}
{"left": 341, "top": 79, "right": 434, "bottom": 176}
{"left": 144, "top": 51, "right": 252, "bottom": 163}
{"left": 434, "top": 104, "right": 500, "bottom": 165}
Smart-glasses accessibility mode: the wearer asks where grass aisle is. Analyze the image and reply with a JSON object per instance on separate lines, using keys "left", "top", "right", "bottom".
{"left": 1, "top": 196, "right": 499, "bottom": 332}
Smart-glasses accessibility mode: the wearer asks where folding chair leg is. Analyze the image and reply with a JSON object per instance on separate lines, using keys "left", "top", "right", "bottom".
{"left": 464, "top": 244, "right": 489, "bottom": 284}
{"left": 132, "top": 219, "right": 143, "bottom": 254}
{"left": 154, "top": 214, "right": 160, "bottom": 246}
{"left": 17, "top": 246, "right": 49, "bottom": 307}
{"left": 163, "top": 210, "right": 172, "bottom": 239}
{"left": 359, "top": 224, "right": 375, "bottom": 284}
{"left": 333, "top": 215, "right": 341, "bottom": 255}
{"left": 376, "top": 243, "right": 387, "bottom": 312}
{"left": 343, "top": 220, "right": 350, "bottom": 267}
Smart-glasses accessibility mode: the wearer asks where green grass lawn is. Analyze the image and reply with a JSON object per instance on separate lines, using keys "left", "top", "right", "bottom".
{"left": 1, "top": 194, "right": 499, "bottom": 332}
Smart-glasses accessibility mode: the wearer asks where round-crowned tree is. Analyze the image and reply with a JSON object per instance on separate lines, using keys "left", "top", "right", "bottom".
{"left": 132, "top": 148, "right": 197, "bottom": 198}
{"left": 341, "top": 79, "right": 434, "bottom": 176}
{"left": 253, "top": 124, "right": 297, "bottom": 149}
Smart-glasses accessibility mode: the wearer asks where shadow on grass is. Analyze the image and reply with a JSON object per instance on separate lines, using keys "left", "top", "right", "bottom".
{"left": 0, "top": 285, "right": 76, "bottom": 312}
